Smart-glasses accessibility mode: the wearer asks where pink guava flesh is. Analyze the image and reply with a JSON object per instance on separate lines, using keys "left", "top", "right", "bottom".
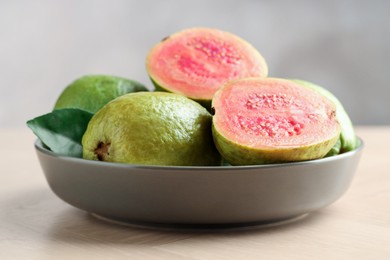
{"left": 213, "top": 78, "right": 340, "bottom": 149}
{"left": 146, "top": 28, "right": 268, "bottom": 100}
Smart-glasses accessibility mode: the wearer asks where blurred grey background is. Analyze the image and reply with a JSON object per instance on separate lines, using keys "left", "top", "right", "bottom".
{"left": 1, "top": 0, "right": 389, "bottom": 128}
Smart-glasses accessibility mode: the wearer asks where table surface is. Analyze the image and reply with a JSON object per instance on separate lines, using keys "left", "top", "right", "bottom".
{"left": 1, "top": 126, "right": 389, "bottom": 260}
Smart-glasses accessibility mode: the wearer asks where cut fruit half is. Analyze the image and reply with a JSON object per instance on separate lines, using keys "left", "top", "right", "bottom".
{"left": 146, "top": 27, "right": 268, "bottom": 105}
{"left": 212, "top": 78, "right": 341, "bottom": 165}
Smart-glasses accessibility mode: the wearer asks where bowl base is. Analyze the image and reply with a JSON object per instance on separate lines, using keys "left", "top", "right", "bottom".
{"left": 90, "top": 212, "right": 309, "bottom": 232}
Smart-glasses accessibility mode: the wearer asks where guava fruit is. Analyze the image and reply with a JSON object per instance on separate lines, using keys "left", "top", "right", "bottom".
{"left": 146, "top": 27, "right": 268, "bottom": 107}
{"left": 82, "top": 92, "right": 221, "bottom": 166}
{"left": 211, "top": 78, "right": 341, "bottom": 165}
{"left": 54, "top": 75, "right": 148, "bottom": 114}
{"left": 325, "top": 138, "right": 341, "bottom": 157}
{"left": 291, "top": 79, "right": 357, "bottom": 153}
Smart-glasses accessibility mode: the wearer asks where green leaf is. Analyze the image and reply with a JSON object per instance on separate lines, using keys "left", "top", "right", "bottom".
{"left": 27, "top": 108, "right": 93, "bottom": 157}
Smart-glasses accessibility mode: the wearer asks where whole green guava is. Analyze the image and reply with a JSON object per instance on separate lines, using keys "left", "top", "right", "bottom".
{"left": 82, "top": 92, "right": 221, "bottom": 166}
{"left": 54, "top": 75, "right": 148, "bottom": 113}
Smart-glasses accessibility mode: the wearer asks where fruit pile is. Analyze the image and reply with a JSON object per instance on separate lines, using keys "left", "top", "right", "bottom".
{"left": 27, "top": 27, "right": 358, "bottom": 166}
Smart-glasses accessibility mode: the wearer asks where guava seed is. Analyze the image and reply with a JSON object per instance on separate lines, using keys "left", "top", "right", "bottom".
{"left": 246, "top": 93, "right": 297, "bottom": 110}
{"left": 178, "top": 55, "right": 210, "bottom": 81}
{"left": 187, "top": 37, "right": 241, "bottom": 65}
{"left": 237, "top": 114, "right": 304, "bottom": 138}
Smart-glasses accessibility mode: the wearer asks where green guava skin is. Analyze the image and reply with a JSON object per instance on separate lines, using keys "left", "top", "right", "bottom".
{"left": 54, "top": 75, "right": 149, "bottom": 114}
{"left": 291, "top": 79, "right": 357, "bottom": 153}
{"left": 325, "top": 138, "right": 341, "bottom": 157}
{"left": 212, "top": 124, "right": 339, "bottom": 165}
{"left": 82, "top": 92, "right": 221, "bottom": 166}
{"left": 150, "top": 77, "right": 213, "bottom": 111}
{"left": 211, "top": 78, "right": 341, "bottom": 165}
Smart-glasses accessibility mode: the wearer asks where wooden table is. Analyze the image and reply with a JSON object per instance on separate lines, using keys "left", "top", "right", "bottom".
{"left": 1, "top": 127, "right": 389, "bottom": 259}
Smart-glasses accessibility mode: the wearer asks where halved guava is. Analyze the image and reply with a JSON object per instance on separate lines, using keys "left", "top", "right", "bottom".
{"left": 212, "top": 78, "right": 341, "bottom": 165}
{"left": 146, "top": 27, "right": 268, "bottom": 106}
{"left": 291, "top": 79, "right": 357, "bottom": 153}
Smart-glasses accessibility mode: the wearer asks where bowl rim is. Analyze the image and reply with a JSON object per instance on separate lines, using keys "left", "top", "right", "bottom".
{"left": 34, "top": 137, "right": 364, "bottom": 171}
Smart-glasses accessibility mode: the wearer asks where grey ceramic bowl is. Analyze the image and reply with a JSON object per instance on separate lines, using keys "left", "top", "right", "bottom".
{"left": 35, "top": 139, "right": 363, "bottom": 228}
